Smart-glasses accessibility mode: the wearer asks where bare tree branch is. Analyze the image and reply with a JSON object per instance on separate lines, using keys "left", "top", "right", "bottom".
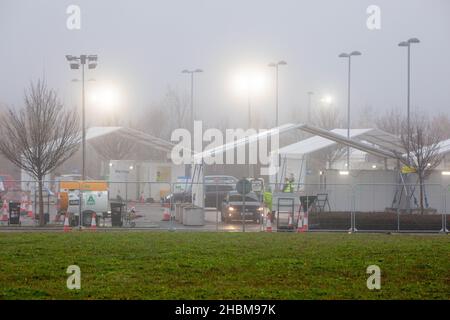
{"left": 0, "top": 80, "right": 80, "bottom": 225}
{"left": 399, "top": 114, "right": 443, "bottom": 213}
{"left": 312, "top": 107, "right": 346, "bottom": 168}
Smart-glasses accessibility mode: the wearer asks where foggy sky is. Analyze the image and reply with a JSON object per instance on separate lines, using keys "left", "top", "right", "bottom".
{"left": 0, "top": 0, "right": 449, "bottom": 129}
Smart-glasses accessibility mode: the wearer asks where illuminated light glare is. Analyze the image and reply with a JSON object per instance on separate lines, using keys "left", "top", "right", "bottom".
{"left": 339, "top": 171, "right": 349, "bottom": 175}
{"left": 232, "top": 70, "right": 268, "bottom": 96}
{"left": 89, "top": 85, "right": 122, "bottom": 112}
{"left": 372, "top": 165, "right": 377, "bottom": 169}
{"left": 441, "top": 171, "right": 450, "bottom": 176}
{"left": 320, "top": 95, "right": 333, "bottom": 104}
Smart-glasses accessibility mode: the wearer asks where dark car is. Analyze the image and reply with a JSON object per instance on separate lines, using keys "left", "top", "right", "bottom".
{"left": 204, "top": 175, "right": 237, "bottom": 209}
{"left": 204, "top": 183, "right": 236, "bottom": 209}
{"left": 221, "top": 191, "right": 264, "bottom": 223}
{"left": 162, "top": 175, "right": 237, "bottom": 209}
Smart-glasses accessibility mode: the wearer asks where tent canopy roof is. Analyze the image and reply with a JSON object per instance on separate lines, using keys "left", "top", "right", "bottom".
{"left": 437, "top": 139, "right": 450, "bottom": 155}
{"left": 86, "top": 127, "right": 175, "bottom": 153}
{"left": 277, "top": 128, "right": 375, "bottom": 157}
{"left": 192, "top": 124, "right": 407, "bottom": 164}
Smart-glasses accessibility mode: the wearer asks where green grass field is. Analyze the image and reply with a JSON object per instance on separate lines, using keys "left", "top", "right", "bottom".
{"left": 0, "top": 232, "right": 448, "bottom": 299}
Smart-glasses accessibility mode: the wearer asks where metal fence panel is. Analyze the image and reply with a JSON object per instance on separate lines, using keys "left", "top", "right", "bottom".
{"left": 354, "top": 184, "right": 399, "bottom": 231}
{"left": 296, "top": 183, "right": 352, "bottom": 231}
{"left": 354, "top": 183, "right": 445, "bottom": 232}
{"left": 0, "top": 180, "right": 448, "bottom": 232}
{"left": 398, "top": 184, "right": 444, "bottom": 232}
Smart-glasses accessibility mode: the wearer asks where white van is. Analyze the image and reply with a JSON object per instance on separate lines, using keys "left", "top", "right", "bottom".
{"left": 67, "top": 190, "right": 109, "bottom": 226}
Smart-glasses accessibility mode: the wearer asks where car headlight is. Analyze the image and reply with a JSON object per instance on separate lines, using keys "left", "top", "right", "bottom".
{"left": 228, "top": 207, "right": 235, "bottom": 211}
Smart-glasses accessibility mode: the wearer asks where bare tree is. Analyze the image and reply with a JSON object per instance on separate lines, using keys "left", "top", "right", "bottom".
{"left": 431, "top": 112, "right": 450, "bottom": 140}
{"left": 375, "top": 108, "right": 403, "bottom": 136}
{"left": 0, "top": 80, "right": 80, "bottom": 226}
{"left": 311, "top": 107, "right": 346, "bottom": 168}
{"left": 312, "top": 107, "right": 343, "bottom": 130}
{"left": 163, "top": 86, "right": 190, "bottom": 129}
{"left": 139, "top": 86, "right": 189, "bottom": 141}
{"left": 90, "top": 134, "right": 136, "bottom": 161}
{"left": 90, "top": 117, "right": 137, "bottom": 162}
{"left": 356, "top": 104, "right": 375, "bottom": 128}
{"left": 400, "top": 115, "right": 443, "bottom": 214}
{"left": 141, "top": 108, "right": 171, "bottom": 139}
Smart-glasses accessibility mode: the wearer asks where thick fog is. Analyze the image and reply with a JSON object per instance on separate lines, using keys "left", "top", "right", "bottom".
{"left": 0, "top": 0, "right": 449, "bottom": 129}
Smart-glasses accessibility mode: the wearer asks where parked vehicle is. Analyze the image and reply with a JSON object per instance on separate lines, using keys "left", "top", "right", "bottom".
{"left": 58, "top": 180, "right": 109, "bottom": 227}
{"left": 221, "top": 191, "right": 264, "bottom": 223}
{"left": 204, "top": 175, "right": 238, "bottom": 209}
{"left": 162, "top": 175, "right": 238, "bottom": 209}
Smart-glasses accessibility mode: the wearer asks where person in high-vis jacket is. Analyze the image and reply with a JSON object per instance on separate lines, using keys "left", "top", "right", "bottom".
{"left": 263, "top": 187, "right": 274, "bottom": 223}
{"left": 282, "top": 177, "right": 293, "bottom": 193}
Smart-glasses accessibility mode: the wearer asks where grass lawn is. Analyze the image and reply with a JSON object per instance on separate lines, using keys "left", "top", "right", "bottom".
{"left": 0, "top": 232, "right": 448, "bottom": 299}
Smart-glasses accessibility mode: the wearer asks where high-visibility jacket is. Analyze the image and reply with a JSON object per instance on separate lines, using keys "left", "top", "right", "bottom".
{"left": 263, "top": 191, "right": 273, "bottom": 211}
{"left": 283, "top": 181, "right": 293, "bottom": 193}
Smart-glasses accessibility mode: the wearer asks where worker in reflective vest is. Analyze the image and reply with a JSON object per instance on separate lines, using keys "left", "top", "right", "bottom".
{"left": 282, "top": 177, "right": 293, "bottom": 193}
{"left": 263, "top": 187, "right": 274, "bottom": 223}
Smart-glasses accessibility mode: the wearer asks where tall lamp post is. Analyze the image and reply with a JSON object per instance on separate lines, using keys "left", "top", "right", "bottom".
{"left": 65, "top": 54, "right": 98, "bottom": 181}
{"left": 182, "top": 69, "right": 203, "bottom": 178}
{"left": 268, "top": 61, "right": 287, "bottom": 128}
{"left": 182, "top": 69, "right": 203, "bottom": 134}
{"left": 338, "top": 51, "right": 361, "bottom": 171}
{"left": 398, "top": 38, "right": 420, "bottom": 164}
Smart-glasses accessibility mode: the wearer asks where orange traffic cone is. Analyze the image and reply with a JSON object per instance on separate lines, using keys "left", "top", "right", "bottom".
{"left": 90, "top": 213, "right": 97, "bottom": 231}
{"left": 1, "top": 200, "right": 8, "bottom": 221}
{"left": 20, "top": 198, "right": 27, "bottom": 214}
{"left": 297, "top": 214, "right": 304, "bottom": 232}
{"left": 27, "top": 202, "right": 33, "bottom": 218}
{"left": 265, "top": 214, "right": 272, "bottom": 232}
{"left": 63, "top": 213, "right": 72, "bottom": 232}
{"left": 162, "top": 208, "right": 171, "bottom": 221}
{"left": 288, "top": 213, "right": 293, "bottom": 228}
{"left": 303, "top": 211, "right": 309, "bottom": 232}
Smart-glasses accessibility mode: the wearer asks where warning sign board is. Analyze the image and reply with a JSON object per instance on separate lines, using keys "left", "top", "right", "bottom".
{"left": 86, "top": 195, "right": 96, "bottom": 206}
{"left": 401, "top": 166, "right": 416, "bottom": 174}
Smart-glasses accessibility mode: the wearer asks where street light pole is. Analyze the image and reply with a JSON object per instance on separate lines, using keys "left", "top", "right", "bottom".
{"left": 247, "top": 80, "right": 252, "bottom": 178}
{"left": 399, "top": 38, "right": 420, "bottom": 164}
{"left": 81, "top": 57, "right": 86, "bottom": 181}
{"left": 182, "top": 69, "right": 203, "bottom": 178}
{"left": 248, "top": 83, "right": 251, "bottom": 129}
{"left": 268, "top": 61, "right": 287, "bottom": 128}
{"left": 347, "top": 56, "right": 351, "bottom": 170}
{"left": 191, "top": 72, "right": 194, "bottom": 129}
{"left": 182, "top": 69, "right": 203, "bottom": 133}
{"left": 339, "top": 51, "right": 361, "bottom": 171}
{"left": 66, "top": 54, "right": 98, "bottom": 181}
